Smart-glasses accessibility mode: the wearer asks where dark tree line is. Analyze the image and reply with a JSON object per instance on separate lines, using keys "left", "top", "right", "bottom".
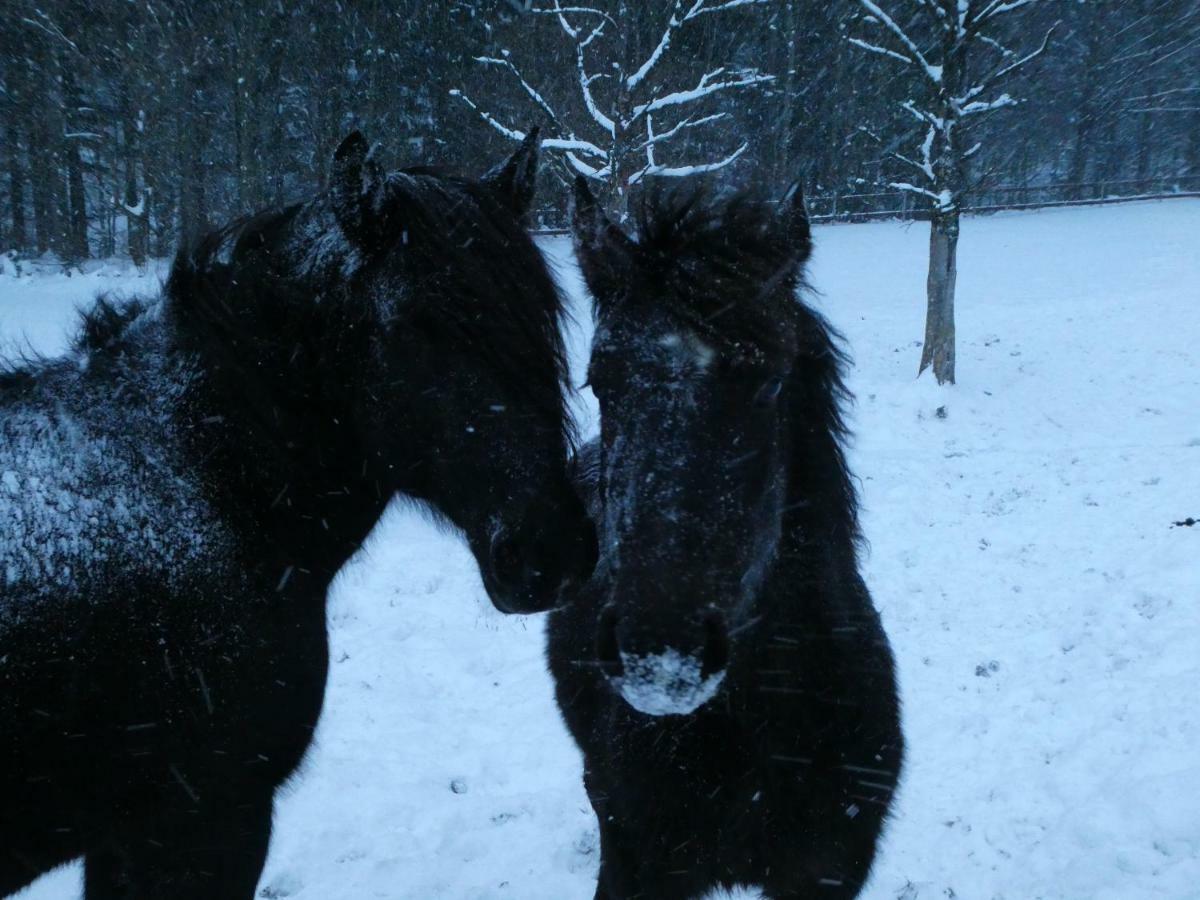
{"left": 1, "top": 0, "right": 1197, "bottom": 263}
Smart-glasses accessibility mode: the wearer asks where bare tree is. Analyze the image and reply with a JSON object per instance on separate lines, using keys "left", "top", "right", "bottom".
{"left": 848, "top": 0, "right": 1056, "bottom": 384}
{"left": 453, "top": 0, "right": 773, "bottom": 217}
{"left": 3, "top": 1, "right": 1194, "bottom": 266}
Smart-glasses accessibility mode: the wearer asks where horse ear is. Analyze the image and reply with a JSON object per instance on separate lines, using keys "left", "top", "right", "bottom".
{"left": 331, "top": 131, "right": 386, "bottom": 247}
{"left": 777, "top": 180, "right": 812, "bottom": 261}
{"left": 481, "top": 127, "right": 540, "bottom": 219}
{"left": 572, "top": 176, "right": 633, "bottom": 305}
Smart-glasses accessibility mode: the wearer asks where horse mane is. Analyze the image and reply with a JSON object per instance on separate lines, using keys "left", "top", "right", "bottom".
{"left": 628, "top": 185, "right": 861, "bottom": 548}
{"left": 165, "top": 166, "right": 574, "bottom": 448}
{"left": 75, "top": 295, "right": 152, "bottom": 354}
{"left": 615, "top": 185, "right": 810, "bottom": 364}
{"left": 376, "top": 168, "right": 574, "bottom": 445}
{"left": 0, "top": 294, "right": 150, "bottom": 398}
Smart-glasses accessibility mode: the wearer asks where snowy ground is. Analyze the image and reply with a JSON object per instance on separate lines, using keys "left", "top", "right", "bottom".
{"left": 5, "top": 200, "right": 1198, "bottom": 899}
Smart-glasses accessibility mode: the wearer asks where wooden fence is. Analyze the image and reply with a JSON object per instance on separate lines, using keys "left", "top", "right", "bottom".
{"left": 804, "top": 174, "right": 1200, "bottom": 223}
{"left": 532, "top": 174, "right": 1200, "bottom": 233}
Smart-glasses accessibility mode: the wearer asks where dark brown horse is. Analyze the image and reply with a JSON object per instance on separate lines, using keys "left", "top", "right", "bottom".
{"left": 0, "top": 132, "right": 595, "bottom": 898}
{"left": 548, "top": 178, "right": 902, "bottom": 899}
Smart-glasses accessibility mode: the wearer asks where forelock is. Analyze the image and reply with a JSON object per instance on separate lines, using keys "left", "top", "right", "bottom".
{"left": 604, "top": 185, "right": 810, "bottom": 363}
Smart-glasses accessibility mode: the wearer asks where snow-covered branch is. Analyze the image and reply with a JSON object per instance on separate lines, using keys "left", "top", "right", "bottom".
{"left": 635, "top": 113, "right": 728, "bottom": 150}
{"left": 689, "top": 0, "right": 771, "bottom": 14}
{"left": 109, "top": 190, "right": 151, "bottom": 220}
{"left": 565, "top": 152, "right": 607, "bottom": 179}
{"left": 888, "top": 181, "right": 942, "bottom": 202}
{"left": 473, "top": 53, "right": 565, "bottom": 131}
{"left": 978, "top": 34, "right": 1015, "bottom": 57}
{"left": 459, "top": 0, "right": 770, "bottom": 198}
{"left": 571, "top": 31, "right": 616, "bottom": 135}
{"left": 855, "top": 0, "right": 943, "bottom": 84}
{"left": 959, "top": 93, "right": 1017, "bottom": 116}
{"left": 626, "top": 0, "right": 768, "bottom": 90}
{"left": 541, "top": 138, "right": 609, "bottom": 159}
{"left": 891, "top": 122, "right": 937, "bottom": 182}
{"left": 900, "top": 99, "right": 940, "bottom": 127}
{"left": 628, "top": 1, "right": 697, "bottom": 90}
{"left": 847, "top": 37, "right": 917, "bottom": 66}
{"left": 631, "top": 142, "right": 748, "bottom": 182}
{"left": 449, "top": 89, "right": 526, "bottom": 141}
{"left": 632, "top": 67, "right": 774, "bottom": 120}
{"left": 968, "top": 0, "right": 1044, "bottom": 34}
{"left": 527, "top": 4, "right": 617, "bottom": 33}
{"left": 450, "top": 88, "right": 609, "bottom": 161}
{"left": 956, "top": 23, "right": 1056, "bottom": 107}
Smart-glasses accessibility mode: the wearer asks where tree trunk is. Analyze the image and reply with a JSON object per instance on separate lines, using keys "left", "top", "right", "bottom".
{"left": 178, "top": 64, "right": 210, "bottom": 248}
{"left": 230, "top": 28, "right": 248, "bottom": 211}
{"left": 29, "top": 117, "right": 59, "bottom": 255}
{"left": 1188, "top": 115, "right": 1200, "bottom": 178}
{"left": 1135, "top": 85, "right": 1155, "bottom": 184}
{"left": 95, "top": 137, "right": 114, "bottom": 258}
{"left": 603, "top": 0, "right": 635, "bottom": 222}
{"left": 919, "top": 208, "right": 958, "bottom": 385}
{"left": 64, "top": 138, "right": 88, "bottom": 262}
{"left": 1068, "top": 19, "right": 1103, "bottom": 201}
{"left": 120, "top": 82, "right": 147, "bottom": 264}
{"left": 5, "top": 121, "right": 26, "bottom": 251}
{"left": 775, "top": 0, "right": 799, "bottom": 190}
{"left": 266, "top": 41, "right": 286, "bottom": 208}
{"left": 61, "top": 60, "right": 90, "bottom": 263}
{"left": 27, "top": 38, "right": 63, "bottom": 257}
{"left": 1067, "top": 106, "right": 1094, "bottom": 201}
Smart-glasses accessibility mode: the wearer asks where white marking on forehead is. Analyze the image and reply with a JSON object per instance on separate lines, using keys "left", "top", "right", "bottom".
{"left": 657, "top": 330, "right": 715, "bottom": 371}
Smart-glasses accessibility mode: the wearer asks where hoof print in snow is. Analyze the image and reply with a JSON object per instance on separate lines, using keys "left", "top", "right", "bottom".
{"left": 259, "top": 873, "right": 302, "bottom": 898}
{"left": 450, "top": 778, "right": 469, "bottom": 794}
{"left": 935, "top": 405, "right": 948, "bottom": 419}
{"left": 570, "top": 828, "right": 599, "bottom": 867}
{"left": 975, "top": 660, "right": 1000, "bottom": 677}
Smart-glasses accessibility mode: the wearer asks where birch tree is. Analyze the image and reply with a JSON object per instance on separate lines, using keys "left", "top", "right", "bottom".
{"left": 452, "top": 0, "right": 773, "bottom": 218}
{"left": 848, "top": 0, "right": 1056, "bottom": 385}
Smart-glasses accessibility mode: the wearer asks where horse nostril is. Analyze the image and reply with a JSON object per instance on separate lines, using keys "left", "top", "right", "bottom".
{"left": 700, "top": 610, "right": 729, "bottom": 680}
{"left": 596, "top": 605, "right": 623, "bottom": 677}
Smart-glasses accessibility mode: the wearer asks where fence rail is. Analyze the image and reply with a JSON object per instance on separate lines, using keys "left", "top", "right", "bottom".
{"left": 532, "top": 175, "right": 1200, "bottom": 233}
{"left": 803, "top": 175, "right": 1200, "bottom": 223}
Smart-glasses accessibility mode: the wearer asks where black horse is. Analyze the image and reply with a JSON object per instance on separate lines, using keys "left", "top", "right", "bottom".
{"left": 0, "top": 131, "right": 596, "bottom": 898}
{"left": 548, "top": 178, "right": 903, "bottom": 899}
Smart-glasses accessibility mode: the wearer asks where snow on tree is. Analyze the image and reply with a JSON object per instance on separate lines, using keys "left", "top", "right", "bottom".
{"left": 848, "top": 0, "right": 1056, "bottom": 385}
{"left": 452, "top": 0, "right": 773, "bottom": 217}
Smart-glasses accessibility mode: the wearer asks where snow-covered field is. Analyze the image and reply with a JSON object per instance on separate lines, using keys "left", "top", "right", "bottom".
{"left": 5, "top": 200, "right": 1198, "bottom": 899}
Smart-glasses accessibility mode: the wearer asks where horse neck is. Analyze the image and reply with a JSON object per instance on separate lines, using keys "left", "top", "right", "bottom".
{"left": 760, "top": 374, "right": 861, "bottom": 623}
{"left": 169, "top": 309, "right": 390, "bottom": 580}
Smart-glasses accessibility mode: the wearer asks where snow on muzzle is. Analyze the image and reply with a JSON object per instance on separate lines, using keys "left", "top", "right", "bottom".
{"left": 596, "top": 604, "right": 730, "bottom": 716}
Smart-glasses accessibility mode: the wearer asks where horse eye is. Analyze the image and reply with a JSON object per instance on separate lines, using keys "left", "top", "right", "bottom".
{"left": 756, "top": 376, "right": 784, "bottom": 406}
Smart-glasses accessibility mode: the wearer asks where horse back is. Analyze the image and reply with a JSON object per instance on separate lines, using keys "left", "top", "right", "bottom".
{"left": 0, "top": 344, "right": 230, "bottom": 614}
{"left": 0, "top": 342, "right": 328, "bottom": 851}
